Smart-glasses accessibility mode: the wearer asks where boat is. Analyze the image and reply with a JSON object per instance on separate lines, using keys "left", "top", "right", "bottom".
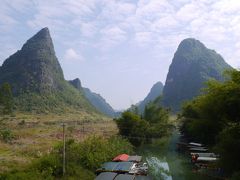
{"left": 189, "top": 142, "right": 203, "bottom": 147}
{"left": 96, "top": 154, "right": 149, "bottom": 180}
{"left": 95, "top": 172, "right": 152, "bottom": 180}
{"left": 189, "top": 147, "right": 208, "bottom": 152}
{"left": 190, "top": 152, "right": 219, "bottom": 158}
{"left": 112, "top": 154, "right": 142, "bottom": 163}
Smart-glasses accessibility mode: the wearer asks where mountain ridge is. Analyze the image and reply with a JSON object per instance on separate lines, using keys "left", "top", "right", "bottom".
{"left": 162, "top": 38, "right": 233, "bottom": 112}
{"left": 137, "top": 81, "right": 164, "bottom": 114}
{"left": 68, "top": 78, "right": 116, "bottom": 117}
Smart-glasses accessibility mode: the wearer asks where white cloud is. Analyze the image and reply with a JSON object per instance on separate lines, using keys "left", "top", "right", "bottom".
{"left": 1, "top": 0, "right": 240, "bottom": 108}
{"left": 134, "top": 32, "right": 153, "bottom": 45}
{"left": 212, "top": 0, "right": 240, "bottom": 13}
{"left": 64, "top": 48, "right": 85, "bottom": 61}
{"left": 99, "top": 26, "right": 127, "bottom": 50}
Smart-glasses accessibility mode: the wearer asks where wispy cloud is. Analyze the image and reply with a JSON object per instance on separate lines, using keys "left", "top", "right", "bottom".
{"left": 1, "top": 0, "right": 240, "bottom": 108}
{"left": 64, "top": 48, "right": 85, "bottom": 62}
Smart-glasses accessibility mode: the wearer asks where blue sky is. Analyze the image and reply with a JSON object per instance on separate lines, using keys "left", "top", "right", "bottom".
{"left": 0, "top": 0, "right": 240, "bottom": 110}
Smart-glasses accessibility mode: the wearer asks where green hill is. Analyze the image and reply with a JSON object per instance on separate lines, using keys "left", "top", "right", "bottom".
{"left": 69, "top": 78, "right": 115, "bottom": 117}
{"left": 162, "top": 38, "right": 232, "bottom": 112}
{"left": 0, "top": 28, "right": 97, "bottom": 113}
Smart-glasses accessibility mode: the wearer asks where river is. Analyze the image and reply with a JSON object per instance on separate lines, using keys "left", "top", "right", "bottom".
{"left": 137, "top": 129, "right": 215, "bottom": 180}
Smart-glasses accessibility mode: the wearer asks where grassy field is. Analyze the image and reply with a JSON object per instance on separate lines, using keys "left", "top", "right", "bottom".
{"left": 0, "top": 111, "right": 117, "bottom": 173}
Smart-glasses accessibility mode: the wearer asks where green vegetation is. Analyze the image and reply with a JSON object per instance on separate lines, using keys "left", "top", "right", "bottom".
{"left": 14, "top": 82, "right": 96, "bottom": 114}
{"left": 0, "top": 83, "right": 14, "bottom": 114}
{"left": 115, "top": 98, "right": 171, "bottom": 146}
{"left": 180, "top": 70, "right": 240, "bottom": 177}
{"left": 0, "top": 135, "right": 133, "bottom": 179}
{"left": 0, "top": 113, "right": 114, "bottom": 173}
{"left": 0, "top": 129, "right": 15, "bottom": 143}
{"left": 137, "top": 81, "right": 164, "bottom": 114}
{"left": 83, "top": 87, "right": 116, "bottom": 117}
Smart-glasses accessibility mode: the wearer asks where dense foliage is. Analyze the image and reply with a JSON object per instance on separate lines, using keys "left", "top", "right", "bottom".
{"left": 0, "top": 135, "right": 133, "bottom": 179}
{"left": 116, "top": 98, "right": 170, "bottom": 146}
{"left": 180, "top": 70, "right": 240, "bottom": 177}
{"left": 14, "top": 83, "right": 96, "bottom": 113}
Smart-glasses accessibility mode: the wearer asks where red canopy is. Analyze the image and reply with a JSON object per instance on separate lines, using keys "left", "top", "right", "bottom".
{"left": 112, "top": 154, "right": 129, "bottom": 162}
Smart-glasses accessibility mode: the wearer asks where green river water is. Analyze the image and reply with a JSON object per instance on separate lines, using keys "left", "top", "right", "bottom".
{"left": 137, "top": 129, "right": 217, "bottom": 180}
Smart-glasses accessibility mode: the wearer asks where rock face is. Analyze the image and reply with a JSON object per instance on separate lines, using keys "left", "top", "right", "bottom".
{"left": 69, "top": 78, "right": 115, "bottom": 117}
{"left": 0, "top": 28, "right": 96, "bottom": 113}
{"left": 0, "top": 27, "right": 64, "bottom": 94}
{"left": 162, "top": 38, "right": 232, "bottom": 112}
{"left": 68, "top": 78, "right": 82, "bottom": 91}
{"left": 138, "top": 81, "right": 164, "bottom": 113}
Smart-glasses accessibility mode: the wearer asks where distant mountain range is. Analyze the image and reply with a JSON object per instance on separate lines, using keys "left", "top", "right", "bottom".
{"left": 137, "top": 81, "right": 163, "bottom": 114}
{"left": 0, "top": 28, "right": 113, "bottom": 115}
{"left": 69, "top": 78, "right": 115, "bottom": 117}
{"left": 0, "top": 28, "right": 233, "bottom": 114}
{"left": 162, "top": 38, "right": 232, "bottom": 112}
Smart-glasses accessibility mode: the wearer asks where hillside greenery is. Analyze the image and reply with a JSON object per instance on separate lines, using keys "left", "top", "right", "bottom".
{"left": 0, "top": 135, "right": 133, "bottom": 179}
{"left": 115, "top": 97, "right": 172, "bottom": 146}
{"left": 68, "top": 78, "right": 115, "bottom": 117}
{"left": 14, "top": 82, "right": 96, "bottom": 114}
{"left": 83, "top": 87, "right": 116, "bottom": 117}
{"left": 180, "top": 69, "right": 240, "bottom": 177}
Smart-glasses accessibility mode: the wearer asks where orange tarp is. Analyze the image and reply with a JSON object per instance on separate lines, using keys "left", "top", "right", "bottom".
{"left": 112, "top": 154, "right": 129, "bottom": 162}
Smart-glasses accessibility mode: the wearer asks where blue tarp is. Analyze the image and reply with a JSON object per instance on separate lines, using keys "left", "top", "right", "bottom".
{"left": 97, "top": 162, "right": 134, "bottom": 173}
{"left": 95, "top": 172, "right": 118, "bottom": 180}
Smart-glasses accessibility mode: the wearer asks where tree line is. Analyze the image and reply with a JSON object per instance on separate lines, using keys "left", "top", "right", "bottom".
{"left": 115, "top": 97, "right": 172, "bottom": 146}
{"left": 180, "top": 69, "right": 240, "bottom": 178}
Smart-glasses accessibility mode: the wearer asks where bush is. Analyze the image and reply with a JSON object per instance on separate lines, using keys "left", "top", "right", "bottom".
{"left": 116, "top": 102, "right": 170, "bottom": 147}
{"left": 0, "top": 129, "right": 14, "bottom": 143}
{"left": 115, "top": 111, "right": 150, "bottom": 146}
{"left": 66, "top": 135, "right": 133, "bottom": 170}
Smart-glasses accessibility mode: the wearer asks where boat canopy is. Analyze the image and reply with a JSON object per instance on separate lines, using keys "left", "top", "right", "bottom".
{"left": 114, "top": 174, "right": 135, "bottom": 180}
{"left": 190, "top": 152, "right": 218, "bottom": 158}
{"left": 128, "top": 155, "right": 142, "bottom": 162}
{"left": 113, "top": 154, "right": 129, "bottom": 162}
{"left": 189, "top": 147, "right": 208, "bottom": 152}
{"left": 95, "top": 172, "right": 118, "bottom": 180}
{"left": 95, "top": 173, "right": 152, "bottom": 180}
{"left": 196, "top": 157, "right": 218, "bottom": 162}
{"left": 96, "top": 162, "right": 134, "bottom": 173}
{"left": 189, "top": 142, "right": 203, "bottom": 147}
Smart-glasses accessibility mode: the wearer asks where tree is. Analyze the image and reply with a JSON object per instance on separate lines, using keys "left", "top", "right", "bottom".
{"left": 115, "top": 111, "right": 150, "bottom": 146}
{"left": 0, "top": 83, "right": 14, "bottom": 114}
{"left": 215, "top": 124, "right": 240, "bottom": 176}
{"left": 115, "top": 99, "right": 170, "bottom": 146}
{"left": 144, "top": 97, "right": 169, "bottom": 124}
{"left": 180, "top": 69, "right": 240, "bottom": 177}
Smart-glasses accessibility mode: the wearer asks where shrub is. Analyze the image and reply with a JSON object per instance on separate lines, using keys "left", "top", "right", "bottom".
{"left": 0, "top": 129, "right": 14, "bottom": 143}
